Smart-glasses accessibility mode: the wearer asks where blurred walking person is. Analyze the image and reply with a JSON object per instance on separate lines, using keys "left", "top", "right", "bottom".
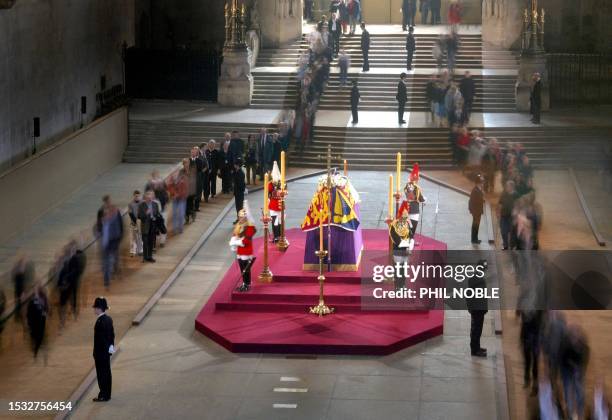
{"left": 519, "top": 310, "right": 543, "bottom": 395}
{"left": 170, "top": 160, "right": 189, "bottom": 235}
{"left": 27, "top": 284, "right": 48, "bottom": 359}
{"left": 348, "top": 0, "right": 360, "bottom": 35}
{"left": 138, "top": 190, "right": 161, "bottom": 263}
{"left": 420, "top": 0, "right": 430, "bottom": 24}
{"left": 245, "top": 135, "right": 258, "bottom": 186}
{"left": 99, "top": 195, "right": 124, "bottom": 288}
{"left": 57, "top": 242, "right": 78, "bottom": 328}
{"left": 402, "top": 0, "right": 416, "bottom": 29}
{"left": 530, "top": 72, "right": 542, "bottom": 124}
{"left": 499, "top": 181, "right": 517, "bottom": 250}
{"left": 560, "top": 325, "right": 590, "bottom": 419}
{"left": 448, "top": 0, "right": 462, "bottom": 31}
{"left": 459, "top": 71, "right": 475, "bottom": 122}
{"left": 12, "top": 253, "right": 34, "bottom": 322}
{"left": 128, "top": 190, "right": 143, "bottom": 257}
{"left": 338, "top": 49, "right": 350, "bottom": 86}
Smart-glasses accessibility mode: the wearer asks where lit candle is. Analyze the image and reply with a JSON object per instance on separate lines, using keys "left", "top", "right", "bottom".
{"left": 396, "top": 152, "right": 401, "bottom": 193}
{"left": 319, "top": 217, "right": 324, "bottom": 251}
{"left": 263, "top": 172, "right": 269, "bottom": 217}
{"left": 389, "top": 174, "right": 393, "bottom": 218}
{"left": 343, "top": 159, "right": 348, "bottom": 176}
{"left": 280, "top": 151, "right": 286, "bottom": 189}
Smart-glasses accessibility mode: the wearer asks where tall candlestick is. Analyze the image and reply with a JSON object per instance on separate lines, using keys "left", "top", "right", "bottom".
{"left": 263, "top": 172, "right": 269, "bottom": 216}
{"left": 319, "top": 217, "right": 324, "bottom": 251}
{"left": 396, "top": 152, "right": 401, "bottom": 193}
{"left": 343, "top": 159, "right": 348, "bottom": 176}
{"left": 388, "top": 174, "right": 394, "bottom": 217}
{"left": 280, "top": 151, "right": 286, "bottom": 189}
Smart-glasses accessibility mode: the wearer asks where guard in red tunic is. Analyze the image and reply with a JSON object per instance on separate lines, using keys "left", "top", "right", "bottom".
{"left": 229, "top": 200, "right": 257, "bottom": 292}
{"left": 398, "top": 163, "right": 426, "bottom": 249}
{"left": 268, "top": 162, "right": 283, "bottom": 243}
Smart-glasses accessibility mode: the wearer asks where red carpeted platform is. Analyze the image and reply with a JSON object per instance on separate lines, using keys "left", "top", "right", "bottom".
{"left": 195, "top": 228, "right": 446, "bottom": 355}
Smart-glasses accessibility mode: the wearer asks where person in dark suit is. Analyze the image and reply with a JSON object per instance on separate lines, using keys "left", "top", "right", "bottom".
{"left": 304, "top": 0, "right": 314, "bottom": 21}
{"left": 405, "top": 26, "right": 416, "bottom": 70}
{"left": 328, "top": 12, "right": 341, "bottom": 57}
{"left": 204, "top": 139, "right": 219, "bottom": 199}
{"left": 189, "top": 146, "right": 206, "bottom": 211}
{"left": 530, "top": 72, "right": 542, "bottom": 124}
{"left": 198, "top": 143, "right": 210, "bottom": 203}
{"left": 420, "top": 0, "right": 430, "bottom": 24}
{"left": 227, "top": 130, "right": 244, "bottom": 167}
{"left": 27, "top": 284, "right": 48, "bottom": 358}
{"left": 466, "top": 260, "right": 488, "bottom": 357}
{"left": 272, "top": 133, "right": 282, "bottom": 165}
{"left": 261, "top": 131, "right": 275, "bottom": 175}
{"left": 258, "top": 128, "right": 271, "bottom": 180}
{"left": 396, "top": 73, "right": 408, "bottom": 124}
{"left": 138, "top": 190, "right": 161, "bottom": 262}
{"left": 430, "top": 0, "right": 441, "bottom": 24}
{"left": 402, "top": 0, "right": 416, "bottom": 30}
{"left": 360, "top": 22, "right": 370, "bottom": 71}
{"left": 350, "top": 80, "right": 360, "bottom": 124}
{"left": 92, "top": 297, "right": 115, "bottom": 402}
{"left": 232, "top": 157, "right": 246, "bottom": 224}
{"left": 459, "top": 71, "right": 476, "bottom": 122}
{"left": 468, "top": 175, "right": 485, "bottom": 244}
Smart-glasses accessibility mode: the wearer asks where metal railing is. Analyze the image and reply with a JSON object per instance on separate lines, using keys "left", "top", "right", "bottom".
{"left": 547, "top": 53, "right": 612, "bottom": 105}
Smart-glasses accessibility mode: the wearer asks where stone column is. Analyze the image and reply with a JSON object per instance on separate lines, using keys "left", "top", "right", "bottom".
{"left": 257, "top": 0, "right": 303, "bottom": 48}
{"left": 218, "top": 1, "right": 254, "bottom": 107}
{"left": 481, "top": 0, "right": 523, "bottom": 49}
{"left": 515, "top": 2, "right": 549, "bottom": 112}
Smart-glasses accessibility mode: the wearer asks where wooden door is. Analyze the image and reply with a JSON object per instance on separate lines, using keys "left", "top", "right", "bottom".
{"left": 361, "top": 0, "right": 392, "bottom": 24}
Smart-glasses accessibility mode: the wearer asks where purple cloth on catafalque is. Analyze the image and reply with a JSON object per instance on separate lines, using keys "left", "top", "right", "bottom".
{"left": 303, "top": 204, "right": 363, "bottom": 271}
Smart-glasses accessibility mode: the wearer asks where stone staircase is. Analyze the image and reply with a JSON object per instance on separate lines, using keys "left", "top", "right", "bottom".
{"left": 123, "top": 120, "right": 275, "bottom": 164}
{"left": 292, "top": 126, "right": 612, "bottom": 170}
{"left": 251, "top": 71, "right": 516, "bottom": 112}
{"left": 257, "top": 33, "right": 518, "bottom": 69}
{"left": 320, "top": 73, "right": 515, "bottom": 112}
{"left": 124, "top": 119, "right": 611, "bottom": 171}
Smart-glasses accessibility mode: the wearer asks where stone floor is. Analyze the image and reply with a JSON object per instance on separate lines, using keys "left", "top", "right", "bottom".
{"left": 71, "top": 171, "right": 503, "bottom": 420}
{"left": 129, "top": 101, "right": 612, "bottom": 131}
{"left": 0, "top": 163, "right": 175, "bottom": 309}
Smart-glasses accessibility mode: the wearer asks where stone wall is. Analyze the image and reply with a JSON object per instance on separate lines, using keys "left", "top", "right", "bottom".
{"left": 540, "top": 0, "right": 612, "bottom": 53}
{"left": 0, "top": 107, "right": 129, "bottom": 245}
{"left": 482, "top": 0, "right": 612, "bottom": 53}
{"left": 0, "top": 0, "right": 135, "bottom": 172}
{"left": 482, "top": 0, "right": 523, "bottom": 49}
{"left": 257, "top": 0, "right": 303, "bottom": 48}
{"left": 139, "top": 0, "right": 225, "bottom": 51}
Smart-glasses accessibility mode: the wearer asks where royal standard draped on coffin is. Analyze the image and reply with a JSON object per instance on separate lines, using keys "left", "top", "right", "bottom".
{"left": 301, "top": 173, "right": 363, "bottom": 271}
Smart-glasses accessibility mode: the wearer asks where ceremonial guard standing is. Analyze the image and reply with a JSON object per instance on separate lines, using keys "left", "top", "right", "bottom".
{"left": 389, "top": 204, "right": 414, "bottom": 289}
{"left": 398, "top": 164, "right": 426, "bottom": 247}
{"left": 229, "top": 201, "right": 257, "bottom": 292}
{"left": 268, "top": 162, "right": 283, "bottom": 243}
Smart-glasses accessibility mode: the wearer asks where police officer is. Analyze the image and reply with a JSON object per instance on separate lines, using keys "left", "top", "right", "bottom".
{"left": 92, "top": 297, "right": 115, "bottom": 402}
